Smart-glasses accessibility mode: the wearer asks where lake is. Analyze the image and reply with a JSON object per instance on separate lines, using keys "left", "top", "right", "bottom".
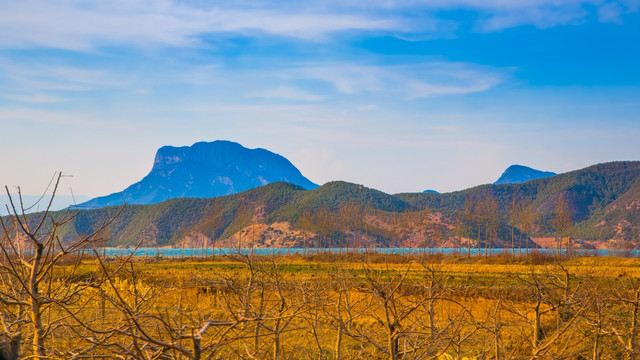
{"left": 96, "top": 247, "right": 639, "bottom": 257}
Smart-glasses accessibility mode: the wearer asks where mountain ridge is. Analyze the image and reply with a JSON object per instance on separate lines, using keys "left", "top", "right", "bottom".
{"left": 48, "top": 161, "right": 640, "bottom": 249}
{"left": 79, "top": 140, "right": 318, "bottom": 208}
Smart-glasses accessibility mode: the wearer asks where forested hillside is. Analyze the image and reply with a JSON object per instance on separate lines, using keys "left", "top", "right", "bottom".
{"left": 27, "top": 161, "right": 640, "bottom": 249}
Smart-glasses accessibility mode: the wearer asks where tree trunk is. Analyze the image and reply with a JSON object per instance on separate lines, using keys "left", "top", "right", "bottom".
{"left": 193, "top": 336, "right": 202, "bottom": 360}
{"left": 494, "top": 330, "right": 500, "bottom": 360}
{"left": 388, "top": 326, "right": 399, "bottom": 360}
{"left": 0, "top": 332, "right": 21, "bottom": 360}
{"left": 511, "top": 224, "right": 515, "bottom": 255}
{"left": 593, "top": 333, "right": 600, "bottom": 360}
{"left": 335, "top": 295, "right": 343, "bottom": 360}
{"left": 428, "top": 298, "right": 436, "bottom": 339}
{"left": 273, "top": 332, "right": 281, "bottom": 360}
{"left": 533, "top": 300, "right": 543, "bottom": 352}
{"left": 30, "top": 245, "right": 45, "bottom": 359}
{"left": 629, "top": 289, "right": 640, "bottom": 359}
{"left": 467, "top": 224, "right": 472, "bottom": 258}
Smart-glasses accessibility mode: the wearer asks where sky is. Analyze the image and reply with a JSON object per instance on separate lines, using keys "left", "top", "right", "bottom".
{"left": 1, "top": 0, "right": 639, "bottom": 203}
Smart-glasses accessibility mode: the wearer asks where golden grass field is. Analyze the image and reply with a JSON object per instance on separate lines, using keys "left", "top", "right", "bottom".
{"left": 3, "top": 252, "right": 640, "bottom": 359}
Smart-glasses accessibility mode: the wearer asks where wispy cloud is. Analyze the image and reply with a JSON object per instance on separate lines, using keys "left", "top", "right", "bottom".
{"left": 0, "top": 59, "right": 126, "bottom": 92}
{"left": 321, "top": 0, "right": 638, "bottom": 31}
{"left": 0, "top": 0, "right": 403, "bottom": 51}
{"left": 475, "top": 6, "right": 589, "bottom": 31}
{"left": 358, "top": 104, "right": 378, "bottom": 111}
{"left": 247, "top": 86, "right": 324, "bottom": 102}
{"left": 598, "top": 2, "right": 624, "bottom": 23}
{"left": 296, "top": 62, "right": 507, "bottom": 99}
{"left": 624, "top": 0, "right": 640, "bottom": 11}
{"left": 0, "top": 108, "right": 139, "bottom": 131}
{"left": 442, "top": 0, "right": 638, "bottom": 30}
{"left": 4, "top": 93, "right": 68, "bottom": 103}
{"left": 2, "top": 0, "right": 634, "bottom": 53}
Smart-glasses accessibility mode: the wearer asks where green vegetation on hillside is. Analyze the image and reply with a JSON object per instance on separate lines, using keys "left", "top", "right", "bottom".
{"left": 17, "top": 161, "right": 640, "bottom": 248}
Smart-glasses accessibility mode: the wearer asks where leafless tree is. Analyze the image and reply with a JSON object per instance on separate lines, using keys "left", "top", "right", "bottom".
{"left": 552, "top": 195, "right": 573, "bottom": 256}
{"left": 478, "top": 192, "right": 499, "bottom": 256}
{"left": 346, "top": 259, "right": 460, "bottom": 360}
{"left": 92, "top": 250, "right": 278, "bottom": 360}
{"left": 502, "top": 263, "right": 592, "bottom": 359}
{"left": 298, "top": 275, "right": 331, "bottom": 359}
{"left": 0, "top": 173, "right": 120, "bottom": 359}
{"left": 606, "top": 276, "right": 640, "bottom": 359}
{"left": 323, "top": 267, "right": 369, "bottom": 359}
{"left": 509, "top": 191, "right": 521, "bottom": 255}
{"left": 459, "top": 195, "right": 477, "bottom": 258}
{"left": 518, "top": 203, "right": 537, "bottom": 254}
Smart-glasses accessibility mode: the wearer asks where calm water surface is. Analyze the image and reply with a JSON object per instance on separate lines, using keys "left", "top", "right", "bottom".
{"left": 96, "top": 247, "right": 639, "bottom": 257}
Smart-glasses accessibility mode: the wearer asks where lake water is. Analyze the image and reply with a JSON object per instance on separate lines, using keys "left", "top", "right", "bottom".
{"left": 96, "top": 247, "right": 639, "bottom": 258}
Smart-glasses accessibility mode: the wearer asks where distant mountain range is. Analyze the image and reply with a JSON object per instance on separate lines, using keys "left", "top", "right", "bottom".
{"left": 0, "top": 194, "right": 91, "bottom": 214}
{"left": 78, "top": 140, "right": 557, "bottom": 209}
{"left": 79, "top": 141, "right": 318, "bottom": 208}
{"left": 9, "top": 140, "right": 638, "bottom": 249}
{"left": 494, "top": 165, "right": 556, "bottom": 184}
{"left": 52, "top": 161, "right": 640, "bottom": 249}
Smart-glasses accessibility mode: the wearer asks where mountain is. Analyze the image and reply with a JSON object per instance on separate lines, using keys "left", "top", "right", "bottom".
{"left": 79, "top": 141, "right": 318, "bottom": 208}
{"left": 1, "top": 194, "right": 91, "bottom": 214}
{"left": 31, "top": 161, "right": 640, "bottom": 249}
{"left": 494, "top": 165, "right": 556, "bottom": 184}
{"left": 399, "top": 161, "right": 640, "bottom": 245}
{"left": 53, "top": 181, "right": 440, "bottom": 249}
{"left": 423, "top": 190, "right": 439, "bottom": 194}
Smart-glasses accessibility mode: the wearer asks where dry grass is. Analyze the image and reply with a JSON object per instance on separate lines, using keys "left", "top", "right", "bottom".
{"left": 3, "top": 252, "right": 640, "bottom": 359}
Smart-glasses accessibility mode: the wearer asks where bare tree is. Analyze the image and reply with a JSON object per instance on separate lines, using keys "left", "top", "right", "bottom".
{"left": 607, "top": 277, "right": 640, "bottom": 359}
{"left": 459, "top": 195, "right": 477, "bottom": 258}
{"left": 552, "top": 195, "right": 573, "bottom": 256}
{"left": 478, "top": 192, "right": 499, "bottom": 256}
{"left": 299, "top": 275, "right": 331, "bottom": 359}
{"left": 0, "top": 173, "right": 120, "bottom": 359}
{"left": 324, "top": 267, "right": 369, "bottom": 359}
{"left": 503, "top": 263, "right": 592, "bottom": 359}
{"left": 353, "top": 259, "right": 458, "bottom": 360}
{"left": 259, "top": 257, "right": 306, "bottom": 360}
{"left": 509, "top": 191, "right": 521, "bottom": 255}
{"left": 92, "top": 250, "right": 275, "bottom": 360}
{"left": 518, "top": 203, "right": 537, "bottom": 254}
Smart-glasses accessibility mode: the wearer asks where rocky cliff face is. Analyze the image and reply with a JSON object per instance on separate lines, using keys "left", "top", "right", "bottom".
{"left": 80, "top": 140, "right": 317, "bottom": 207}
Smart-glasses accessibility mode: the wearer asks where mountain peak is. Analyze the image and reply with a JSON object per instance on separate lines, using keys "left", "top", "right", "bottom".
{"left": 422, "top": 189, "right": 439, "bottom": 194}
{"left": 494, "top": 164, "right": 556, "bottom": 185}
{"left": 80, "top": 140, "right": 317, "bottom": 208}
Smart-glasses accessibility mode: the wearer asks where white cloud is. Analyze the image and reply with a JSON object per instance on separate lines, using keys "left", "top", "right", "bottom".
{"left": 623, "top": 0, "right": 640, "bottom": 11}
{"left": 358, "top": 104, "right": 378, "bottom": 111}
{"left": 0, "top": 59, "right": 126, "bottom": 92}
{"left": 0, "top": 0, "right": 403, "bottom": 50}
{"left": 296, "top": 62, "right": 506, "bottom": 98}
{"left": 0, "top": 108, "right": 139, "bottom": 131}
{"left": 476, "top": 6, "right": 589, "bottom": 31}
{"left": 298, "top": 65, "right": 382, "bottom": 94}
{"left": 320, "top": 0, "right": 635, "bottom": 31}
{"left": 247, "top": 86, "right": 324, "bottom": 101}
{"left": 4, "top": 93, "right": 68, "bottom": 103}
{"left": 598, "top": 2, "right": 624, "bottom": 23}
{"left": 0, "top": 0, "right": 631, "bottom": 52}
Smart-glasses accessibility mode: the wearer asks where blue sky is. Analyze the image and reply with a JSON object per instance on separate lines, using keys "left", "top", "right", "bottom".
{"left": 1, "top": 0, "right": 639, "bottom": 202}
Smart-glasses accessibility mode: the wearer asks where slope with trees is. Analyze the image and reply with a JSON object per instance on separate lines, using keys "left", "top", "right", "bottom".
{"left": 10, "top": 161, "right": 640, "bottom": 249}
